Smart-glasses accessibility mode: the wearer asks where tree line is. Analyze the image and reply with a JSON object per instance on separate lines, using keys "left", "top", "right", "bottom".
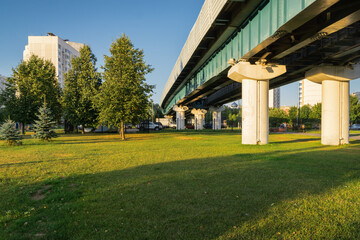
{"left": 0, "top": 34, "right": 153, "bottom": 141}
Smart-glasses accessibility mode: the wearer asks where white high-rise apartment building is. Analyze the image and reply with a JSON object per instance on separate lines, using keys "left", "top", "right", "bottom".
{"left": 23, "top": 33, "right": 84, "bottom": 88}
{"left": 269, "top": 88, "right": 280, "bottom": 108}
{"left": 299, "top": 79, "right": 322, "bottom": 107}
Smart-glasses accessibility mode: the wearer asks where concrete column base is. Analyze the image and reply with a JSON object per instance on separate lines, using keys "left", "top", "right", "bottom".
{"left": 242, "top": 79, "right": 269, "bottom": 145}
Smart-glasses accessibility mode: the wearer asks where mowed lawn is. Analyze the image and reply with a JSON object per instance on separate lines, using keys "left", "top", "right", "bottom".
{"left": 1, "top": 131, "right": 360, "bottom": 240}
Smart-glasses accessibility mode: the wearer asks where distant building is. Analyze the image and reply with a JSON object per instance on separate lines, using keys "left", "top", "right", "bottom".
{"left": 269, "top": 88, "right": 280, "bottom": 108}
{"left": 352, "top": 92, "right": 360, "bottom": 101}
{"left": 299, "top": 79, "right": 321, "bottom": 107}
{"left": 280, "top": 106, "right": 291, "bottom": 114}
{"left": 23, "top": 33, "right": 84, "bottom": 88}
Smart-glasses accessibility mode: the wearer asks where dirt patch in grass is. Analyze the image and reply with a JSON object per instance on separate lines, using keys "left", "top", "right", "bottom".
{"left": 176, "top": 136, "right": 200, "bottom": 140}
{"left": 30, "top": 185, "right": 51, "bottom": 201}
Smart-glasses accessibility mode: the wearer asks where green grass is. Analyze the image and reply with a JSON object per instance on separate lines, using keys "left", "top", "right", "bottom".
{"left": 1, "top": 131, "right": 360, "bottom": 239}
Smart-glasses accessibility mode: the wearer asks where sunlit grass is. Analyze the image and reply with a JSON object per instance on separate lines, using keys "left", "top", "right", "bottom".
{"left": 1, "top": 131, "right": 360, "bottom": 239}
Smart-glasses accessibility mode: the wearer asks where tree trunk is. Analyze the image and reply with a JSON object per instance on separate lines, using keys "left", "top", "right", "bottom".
{"left": 81, "top": 125, "right": 85, "bottom": 134}
{"left": 22, "top": 122, "right": 25, "bottom": 135}
{"left": 120, "top": 121, "right": 125, "bottom": 140}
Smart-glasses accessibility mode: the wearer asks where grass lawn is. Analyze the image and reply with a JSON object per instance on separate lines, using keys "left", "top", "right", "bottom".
{"left": 1, "top": 131, "right": 360, "bottom": 239}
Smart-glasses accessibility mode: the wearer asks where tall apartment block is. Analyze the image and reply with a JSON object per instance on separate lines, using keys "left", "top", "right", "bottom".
{"left": 299, "top": 79, "right": 321, "bottom": 107}
{"left": 269, "top": 88, "right": 280, "bottom": 108}
{"left": 23, "top": 33, "right": 84, "bottom": 88}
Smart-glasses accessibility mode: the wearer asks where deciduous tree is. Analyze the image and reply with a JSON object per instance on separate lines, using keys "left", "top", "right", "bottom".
{"left": 62, "top": 45, "right": 101, "bottom": 134}
{"left": 96, "top": 34, "right": 154, "bottom": 140}
{"left": 0, "top": 55, "right": 61, "bottom": 133}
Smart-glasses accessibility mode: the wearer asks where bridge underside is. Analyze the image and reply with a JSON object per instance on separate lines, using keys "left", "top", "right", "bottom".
{"left": 164, "top": 0, "right": 360, "bottom": 114}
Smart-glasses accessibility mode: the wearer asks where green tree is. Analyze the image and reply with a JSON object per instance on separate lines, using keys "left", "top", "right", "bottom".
{"left": 350, "top": 95, "right": 360, "bottom": 125}
{"left": 288, "top": 106, "right": 298, "bottom": 125}
{"left": 269, "top": 108, "right": 288, "bottom": 128}
{"left": 0, "top": 118, "right": 22, "bottom": 145}
{"left": 309, "top": 103, "right": 321, "bottom": 123}
{"left": 300, "top": 104, "right": 311, "bottom": 122}
{"left": 62, "top": 45, "right": 102, "bottom": 134}
{"left": 0, "top": 55, "right": 61, "bottom": 133}
{"left": 33, "top": 101, "right": 57, "bottom": 141}
{"left": 96, "top": 34, "right": 154, "bottom": 140}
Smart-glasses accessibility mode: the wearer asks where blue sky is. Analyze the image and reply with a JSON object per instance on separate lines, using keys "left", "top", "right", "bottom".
{"left": 0, "top": 0, "right": 359, "bottom": 106}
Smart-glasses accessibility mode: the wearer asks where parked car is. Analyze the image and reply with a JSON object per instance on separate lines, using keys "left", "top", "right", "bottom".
{"left": 350, "top": 124, "right": 360, "bottom": 130}
{"left": 138, "top": 121, "right": 162, "bottom": 131}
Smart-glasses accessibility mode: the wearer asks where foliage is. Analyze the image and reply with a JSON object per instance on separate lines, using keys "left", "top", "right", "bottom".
{"left": 269, "top": 108, "right": 288, "bottom": 127}
{"left": 62, "top": 45, "right": 102, "bottom": 133}
{"left": 350, "top": 95, "right": 360, "bottom": 125}
{"left": 32, "top": 102, "right": 57, "bottom": 141}
{"left": 309, "top": 103, "right": 321, "bottom": 123}
{"left": 152, "top": 103, "right": 164, "bottom": 119}
{"left": 95, "top": 34, "right": 154, "bottom": 140}
{"left": 300, "top": 104, "right": 311, "bottom": 122}
{"left": 1, "top": 132, "right": 360, "bottom": 239}
{"left": 288, "top": 106, "right": 298, "bottom": 125}
{"left": 0, "top": 118, "right": 22, "bottom": 145}
{"left": 0, "top": 55, "right": 61, "bottom": 132}
{"left": 228, "top": 113, "right": 240, "bottom": 129}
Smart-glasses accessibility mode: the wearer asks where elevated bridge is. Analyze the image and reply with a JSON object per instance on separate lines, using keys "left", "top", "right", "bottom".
{"left": 160, "top": 0, "right": 360, "bottom": 145}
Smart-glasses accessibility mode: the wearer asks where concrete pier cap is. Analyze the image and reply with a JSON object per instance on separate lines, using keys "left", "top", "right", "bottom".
{"left": 228, "top": 61, "right": 286, "bottom": 82}
{"left": 306, "top": 64, "right": 360, "bottom": 145}
{"left": 228, "top": 61, "right": 286, "bottom": 145}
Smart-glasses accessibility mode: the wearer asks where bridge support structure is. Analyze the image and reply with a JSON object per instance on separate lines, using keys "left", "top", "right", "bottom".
{"left": 306, "top": 64, "right": 360, "bottom": 145}
{"left": 191, "top": 109, "right": 207, "bottom": 130}
{"left": 210, "top": 105, "right": 225, "bottom": 130}
{"left": 228, "top": 61, "right": 286, "bottom": 145}
{"left": 173, "top": 105, "right": 188, "bottom": 130}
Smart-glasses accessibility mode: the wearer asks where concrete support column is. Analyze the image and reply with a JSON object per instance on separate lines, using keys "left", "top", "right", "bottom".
{"left": 306, "top": 65, "right": 360, "bottom": 145}
{"left": 210, "top": 105, "right": 225, "bottom": 130}
{"left": 173, "top": 105, "right": 188, "bottom": 130}
{"left": 228, "top": 61, "right": 286, "bottom": 145}
{"left": 191, "top": 109, "right": 207, "bottom": 130}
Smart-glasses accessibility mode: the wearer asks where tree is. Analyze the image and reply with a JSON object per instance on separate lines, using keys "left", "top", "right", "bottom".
{"left": 288, "top": 106, "right": 298, "bottom": 125}
{"left": 96, "top": 34, "right": 154, "bottom": 140}
{"left": 0, "top": 55, "right": 61, "bottom": 134}
{"left": 269, "top": 108, "right": 288, "bottom": 128}
{"left": 62, "top": 45, "right": 102, "bottom": 134}
{"left": 309, "top": 103, "right": 321, "bottom": 123}
{"left": 300, "top": 104, "right": 311, "bottom": 122}
{"left": 0, "top": 118, "right": 22, "bottom": 145}
{"left": 33, "top": 101, "right": 57, "bottom": 141}
{"left": 350, "top": 95, "right": 360, "bottom": 125}
{"left": 152, "top": 103, "right": 164, "bottom": 119}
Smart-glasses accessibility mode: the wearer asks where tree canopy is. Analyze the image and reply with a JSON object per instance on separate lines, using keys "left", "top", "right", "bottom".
{"left": 62, "top": 45, "right": 101, "bottom": 133}
{"left": 0, "top": 55, "right": 61, "bottom": 132}
{"left": 95, "top": 34, "right": 154, "bottom": 140}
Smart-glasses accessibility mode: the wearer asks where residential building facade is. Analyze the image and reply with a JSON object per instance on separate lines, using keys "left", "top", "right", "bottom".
{"left": 299, "top": 79, "right": 322, "bottom": 107}
{"left": 269, "top": 88, "right": 280, "bottom": 108}
{"left": 23, "top": 33, "right": 84, "bottom": 88}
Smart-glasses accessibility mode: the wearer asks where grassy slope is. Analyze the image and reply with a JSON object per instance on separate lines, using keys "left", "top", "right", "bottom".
{"left": 1, "top": 131, "right": 360, "bottom": 239}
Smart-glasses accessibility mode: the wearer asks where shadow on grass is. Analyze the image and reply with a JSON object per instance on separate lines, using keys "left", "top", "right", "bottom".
{"left": 2, "top": 143, "right": 360, "bottom": 239}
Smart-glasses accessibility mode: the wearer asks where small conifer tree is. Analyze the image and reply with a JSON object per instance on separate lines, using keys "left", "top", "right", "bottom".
{"left": 33, "top": 102, "right": 57, "bottom": 141}
{"left": 0, "top": 118, "right": 22, "bottom": 145}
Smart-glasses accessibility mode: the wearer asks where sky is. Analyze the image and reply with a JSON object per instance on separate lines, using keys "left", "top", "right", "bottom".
{"left": 0, "top": 0, "right": 359, "bottom": 106}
